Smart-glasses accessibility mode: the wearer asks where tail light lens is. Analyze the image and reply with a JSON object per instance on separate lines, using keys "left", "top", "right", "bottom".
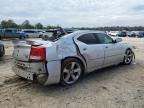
{"left": 29, "top": 46, "right": 46, "bottom": 62}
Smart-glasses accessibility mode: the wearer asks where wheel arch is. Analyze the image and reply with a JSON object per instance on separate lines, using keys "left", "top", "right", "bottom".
{"left": 61, "top": 56, "right": 86, "bottom": 74}
{"left": 125, "top": 47, "right": 134, "bottom": 54}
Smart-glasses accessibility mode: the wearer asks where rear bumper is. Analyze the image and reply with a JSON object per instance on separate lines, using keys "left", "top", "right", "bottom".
{"left": 12, "top": 60, "right": 48, "bottom": 85}
{"left": 12, "top": 60, "right": 61, "bottom": 85}
{"left": 12, "top": 66, "right": 34, "bottom": 80}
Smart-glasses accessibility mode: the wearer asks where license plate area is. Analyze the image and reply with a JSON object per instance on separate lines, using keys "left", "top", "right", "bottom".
{"left": 14, "top": 67, "right": 33, "bottom": 80}
{"left": 14, "top": 61, "right": 29, "bottom": 70}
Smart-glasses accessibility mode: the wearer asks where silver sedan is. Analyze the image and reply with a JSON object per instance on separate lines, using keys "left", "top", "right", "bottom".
{"left": 12, "top": 30, "right": 135, "bottom": 86}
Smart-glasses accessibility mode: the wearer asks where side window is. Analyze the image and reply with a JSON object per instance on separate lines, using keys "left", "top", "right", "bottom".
{"left": 94, "top": 33, "right": 113, "bottom": 44}
{"left": 77, "top": 33, "right": 97, "bottom": 44}
{"left": 5, "top": 30, "right": 12, "bottom": 33}
{"left": 31, "top": 31, "right": 35, "bottom": 33}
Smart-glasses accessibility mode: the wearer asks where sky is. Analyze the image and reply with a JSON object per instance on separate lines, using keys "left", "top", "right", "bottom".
{"left": 0, "top": 0, "right": 144, "bottom": 27}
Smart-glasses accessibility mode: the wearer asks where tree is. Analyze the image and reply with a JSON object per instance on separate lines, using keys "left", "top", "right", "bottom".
{"left": 35, "top": 23, "right": 43, "bottom": 29}
{"left": 21, "top": 20, "right": 34, "bottom": 29}
{"left": 46, "top": 25, "right": 59, "bottom": 29}
{"left": 7, "top": 20, "right": 18, "bottom": 28}
{"left": 1, "top": 20, "right": 8, "bottom": 28}
{"left": 0, "top": 20, "right": 18, "bottom": 28}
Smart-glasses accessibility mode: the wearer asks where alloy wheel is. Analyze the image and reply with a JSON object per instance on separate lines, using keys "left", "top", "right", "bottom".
{"left": 124, "top": 49, "right": 133, "bottom": 64}
{"left": 62, "top": 61, "right": 82, "bottom": 85}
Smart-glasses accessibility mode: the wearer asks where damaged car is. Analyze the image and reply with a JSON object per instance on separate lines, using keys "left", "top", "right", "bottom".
{"left": 12, "top": 30, "right": 135, "bottom": 86}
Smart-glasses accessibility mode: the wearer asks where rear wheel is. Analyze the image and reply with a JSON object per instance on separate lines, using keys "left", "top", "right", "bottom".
{"left": 123, "top": 49, "right": 133, "bottom": 65}
{"left": 61, "top": 58, "right": 83, "bottom": 86}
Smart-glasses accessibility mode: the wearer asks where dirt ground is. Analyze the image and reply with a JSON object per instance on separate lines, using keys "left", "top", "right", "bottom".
{"left": 0, "top": 37, "right": 144, "bottom": 108}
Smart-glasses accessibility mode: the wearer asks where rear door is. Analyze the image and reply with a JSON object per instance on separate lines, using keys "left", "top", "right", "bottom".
{"left": 75, "top": 33, "right": 105, "bottom": 72}
{"left": 94, "top": 33, "right": 123, "bottom": 66}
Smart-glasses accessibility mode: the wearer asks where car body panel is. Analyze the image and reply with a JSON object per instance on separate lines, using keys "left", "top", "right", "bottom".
{"left": 44, "top": 60, "right": 61, "bottom": 85}
{"left": 103, "top": 43, "right": 124, "bottom": 66}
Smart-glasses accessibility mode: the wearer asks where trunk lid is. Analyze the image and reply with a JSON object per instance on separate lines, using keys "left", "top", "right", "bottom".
{"left": 13, "top": 39, "right": 49, "bottom": 61}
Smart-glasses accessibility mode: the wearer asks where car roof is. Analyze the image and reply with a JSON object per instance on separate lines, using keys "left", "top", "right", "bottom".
{"left": 74, "top": 30, "right": 104, "bottom": 33}
{"left": 60, "top": 30, "right": 105, "bottom": 40}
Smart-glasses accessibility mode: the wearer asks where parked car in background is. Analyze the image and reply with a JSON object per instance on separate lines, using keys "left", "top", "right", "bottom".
{"left": 64, "top": 28, "right": 79, "bottom": 34}
{"left": 12, "top": 30, "right": 135, "bottom": 86}
{"left": 108, "top": 31, "right": 120, "bottom": 36}
{"left": 127, "top": 31, "right": 137, "bottom": 37}
{"left": 0, "top": 29, "right": 26, "bottom": 39}
{"left": 128, "top": 31, "right": 144, "bottom": 38}
{"left": 116, "top": 30, "right": 127, "bottom": 37}
{"left": 37, "top": 30, "right": 44, "bottom": 38}
{"left": 109, "top": 30, "right": 127, "bottom": 37}
{"left": 42, "top": 27, "right": 67, "bottom": 41}
{"left": 21, "top": 30, "right": 42, "bottom": 38}
{"left": 0, "top": 41, "right": 5, "bottom": 57}
{"left": 138, "top": 31, "right": 144, "bottom": 38}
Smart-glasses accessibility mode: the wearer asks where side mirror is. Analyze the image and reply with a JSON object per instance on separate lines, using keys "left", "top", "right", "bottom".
{"left": 114, "top": 38, "right": 122, "bottom": 43}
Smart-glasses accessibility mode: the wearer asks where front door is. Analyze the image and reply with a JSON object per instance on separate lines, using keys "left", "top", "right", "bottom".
{"left": 94, "top": 33, "right": 123, "bottom": 67}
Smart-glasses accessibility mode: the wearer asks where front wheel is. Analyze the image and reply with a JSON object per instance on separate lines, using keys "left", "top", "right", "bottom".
{"left": 123, "top": 49, "right": 133, "bottom": 65}
{"left": 61, "top": 58, "right": 83, "bottom": 86}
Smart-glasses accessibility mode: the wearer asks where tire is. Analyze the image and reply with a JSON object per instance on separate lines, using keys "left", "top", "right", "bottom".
{"left": 39, "top": 35, "right": 42, "bottom": 38}
{"left": 123, "top": 49, "right": 133, "bottom": 65}
{"left": 61, "top": 58, "right": 83, "bottom": 86}
{"left": 19, "top": 36, "right": 25, "bottom": 40}
{"left": 0, "top": 46, "right": 5, "bottom": 57}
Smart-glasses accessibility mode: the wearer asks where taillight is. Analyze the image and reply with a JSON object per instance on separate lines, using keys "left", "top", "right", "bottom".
{"left": 29, "top": 46, "right": 46, "bottom": 62}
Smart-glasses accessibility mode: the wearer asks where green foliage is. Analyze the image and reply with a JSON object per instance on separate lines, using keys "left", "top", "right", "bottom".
{"left": 21, "top": 20, "right": 34, "bottom": 29}
{"left": 0, "top": 19, "right": 144, "bottom": 31}
{"left": 46, "top": 25, "right": 60, "bottom": 29}
{"left": 35, "top": 23, "right": 43, "bottom": 29}
{"left": 0, "top": 19, "right": 18, "bottom": 28}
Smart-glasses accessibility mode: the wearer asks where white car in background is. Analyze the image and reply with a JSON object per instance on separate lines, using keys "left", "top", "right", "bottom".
{"left": 12, "top": 30, "right": 135, "bottom": 86}
{"left": 109, "top": 31, "right": 120, "bottom": 36}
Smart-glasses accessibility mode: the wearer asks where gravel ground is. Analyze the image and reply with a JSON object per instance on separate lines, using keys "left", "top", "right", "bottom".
{"left": 0, "top": 37, "right": 144, "bottom": 108}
